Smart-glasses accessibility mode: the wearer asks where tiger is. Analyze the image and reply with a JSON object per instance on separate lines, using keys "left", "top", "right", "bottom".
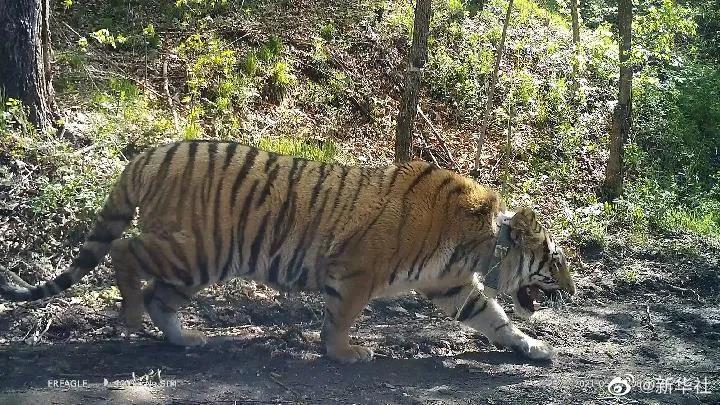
{"left": 0, "top": 140, "right": 575, "bottom": 363}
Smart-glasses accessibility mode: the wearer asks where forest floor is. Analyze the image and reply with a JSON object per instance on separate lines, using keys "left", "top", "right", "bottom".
{"left": 1, "top": 234, "right": 719, "bottom": 404}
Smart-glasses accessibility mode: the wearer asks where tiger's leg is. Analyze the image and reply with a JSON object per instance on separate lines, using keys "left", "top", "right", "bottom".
{"left": 321, "top": 272, "right": 373, "bottom": 363}
{"left": 110, "top": 239, "right": 144, "bottom": 330}
{"left": 112, "top": 235, "right": 207, "bottom": 346}
{"left": 423, "top": 275, "right": 555, "bottom": 360}
{"left": 144, "top": 280, "right": 207, "bottom": 346}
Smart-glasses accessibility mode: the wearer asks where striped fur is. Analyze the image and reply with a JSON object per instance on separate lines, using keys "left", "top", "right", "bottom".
{"left": 0, "top": 141, "right": 575, "bottom": 363}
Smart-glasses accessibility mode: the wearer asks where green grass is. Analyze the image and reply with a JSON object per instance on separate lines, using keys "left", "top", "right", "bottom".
{"left": 659, "top": 207, "right": 720, "bottom": 239}
{"left": 257, "top": 137, "right": 342, "bottom": 163}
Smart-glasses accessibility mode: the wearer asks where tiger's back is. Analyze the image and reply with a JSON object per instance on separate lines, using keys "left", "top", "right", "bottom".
{"left": 128, "top": 141, "right": 413, "bottom": 291}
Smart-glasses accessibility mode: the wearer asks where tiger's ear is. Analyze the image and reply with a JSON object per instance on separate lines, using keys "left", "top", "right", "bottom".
{"left": 508, "top": 207, "right": 546, "bottom": 249}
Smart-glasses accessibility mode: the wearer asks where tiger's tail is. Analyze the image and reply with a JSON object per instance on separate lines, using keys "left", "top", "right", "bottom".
{"left": 0, "top": 167, "right": 137, "bottom": 302}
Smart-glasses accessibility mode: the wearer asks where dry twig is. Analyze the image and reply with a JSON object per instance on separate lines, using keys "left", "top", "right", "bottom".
{"left": 417, "top": 107, "right": 457, "bottom": 170}
{"left": 163, "top": 55, "right": 181, "bottom": 134}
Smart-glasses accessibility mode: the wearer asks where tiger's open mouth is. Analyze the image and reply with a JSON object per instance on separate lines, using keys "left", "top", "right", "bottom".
{"left": 516, "top": 285, "right": 552, "bottom": 314}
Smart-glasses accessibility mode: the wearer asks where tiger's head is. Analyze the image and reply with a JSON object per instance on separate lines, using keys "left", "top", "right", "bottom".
{"left": 490, "top": 207, "right": 575, "bottom": 319}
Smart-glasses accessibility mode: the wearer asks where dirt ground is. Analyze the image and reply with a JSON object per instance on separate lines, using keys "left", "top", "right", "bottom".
{"left": 1, "top": 235, "right": 719, "bottom": 404}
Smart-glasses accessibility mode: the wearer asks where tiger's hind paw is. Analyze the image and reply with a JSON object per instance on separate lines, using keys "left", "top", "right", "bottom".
{"left": 327, "top": 344, "right": 374, "bottom": 364}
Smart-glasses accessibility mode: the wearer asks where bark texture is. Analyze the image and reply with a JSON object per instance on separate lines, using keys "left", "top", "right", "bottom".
{"left": 395, "top": 0, "right": 432, "bottom": 164}
{"left": 0, "top": 0, "right": 58, "bottom": 131}
{"left": 604, "top": 0, "right": 632, "bottom": 199}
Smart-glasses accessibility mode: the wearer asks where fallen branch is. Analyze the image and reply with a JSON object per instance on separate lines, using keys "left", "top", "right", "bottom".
{"left": 666, "top": 284, "right": 702, "bottom": 302}
{"left": 418, "top": 107, "right": 457, "bottom": 170}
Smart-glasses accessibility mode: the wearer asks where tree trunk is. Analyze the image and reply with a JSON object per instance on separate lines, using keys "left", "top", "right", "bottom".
{"left": 570, "top": 0, "right": 581, "bottom": 93}
{"left": 473, "top": 0, "right": 513, "bottom": 171}
{"left": 395, "top": 0, "right": 432, "bottom": 164}
{"left": 603, "top": 0, "right": 632, "bottom": 199}
{"left": 0, "top": 0, "right": 58, "bottom": 131}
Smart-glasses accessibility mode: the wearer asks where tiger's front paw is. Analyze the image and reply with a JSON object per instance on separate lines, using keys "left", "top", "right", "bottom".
{"left": 513, "top": 338, "right": 556, "bottom": 361}
{"left": 327, "top": 344, "right": 374, "bottom": 364}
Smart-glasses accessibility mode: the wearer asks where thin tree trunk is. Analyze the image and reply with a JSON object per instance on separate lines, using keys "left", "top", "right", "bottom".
{"left": 0, "top": 0, "right": 59, "bottom": 131}
{"left": 570, "top": 0, "right": 581, "bottom": 93}
{"left": 603, "top": 0, "right": 632, "bottom": 199}
{"left": 474, "top": 0, "right": 514, "bottom": 171}
{"left": 395, "top": 0, "right": 432, "bottom": 164}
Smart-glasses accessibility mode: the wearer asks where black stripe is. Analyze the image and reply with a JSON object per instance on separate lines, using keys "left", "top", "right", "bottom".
{"left": 457, "top": 295, "right": 481, "bottom": 322}
{"left": 409, "top": 176, "right": 454, "bottom": 277}
{"left": 385, "top": 165, "right": 402, "bottom": 193}
{"left": 268, "top": 255, "right": 281, "bottom": 284}
{"left": 223, "top": 142, "right": 239, "bottom": 171}
{"left": 285, "top": 248, "right": 306, "bottom": 285}
{"left": 528, "top": 251, "right": 536, "bottom": 271}
{"left": 119, "top": 176, "right": 134, "bottom": 211}
{"left": 132, "top": 146, "right": 157, "bottom": 188}
{"left": 212, "top": 167, "right": 225, "bottom": 280}
{"left": 494, "top": 322, "right": 510, "bottom": 332}
{"left": 346, "top": 169, "right": 367, "bottom": 215}
{"left": 296, "top": 268, "right": 309, "bottom": 288}
{"left": 191, "top": 187, "right": 210, "bottom": 285}
{"left": 171, "top": 264, "right": 195, "bottom": 286}
{"left": 404, "top": 164, "right": 436, "bottom": 197}
{"left": 324, "top": 285, "right": 342, "bottom": 299}
{"left": 270, "top": 159, "right": 303, "bottom": 253}
{"left": 205, "top": 142, "right": 218, "bottom": 203}
{"left": 332, "top": 166, "right": 350, "bottom": 212}
{"left": 264, "top": 152, "right": 278, "bottom": 172}
{"left": 128, "top": 240, "right": 156, "bottom": 277}
{"left": 426, "top": 285, "right": 463, "bottom": 300}
{"left": 308, "top": 165, "right": 328, "bottom": 208}
{"left": 142, "top": 143, "right": 180, "bottom": 205}
{"left": 395, "top": 165, "right": 437, "bottom": 241}
{"left": 166, "top": 239, "right": 195, "bottom": 286}
{"left": 234, "top": 180, "right": 260, "bottom": 273}
{"left": 536, "top": 253, "right": 549, "bottom": 272}
{"left": 247, "top": 212, "right": 270, "bottom": 274}
{"left": 219, "top": 231, "right": 237, "bottom": 281}
{"left": 230, "top": 147, "right": 259, "bottom": 209}
{"left": 174, "top": 143, "right": 199, "bottom": 224}
{"left": 256, "top": 155, "right": 281, "bottom": 207}
{"left": 332, "top": 166, "right": 435, "bottom": 260}
{"left": 439, "top": 248, "right": 462, "bottom": 277}
{"left": 326, "top": 168, "right": 361, "bottom": 238}
{"left": 130, "top": 152, "right": 149, "bottom": 187}
{"left": 168, "top": 285, "right": 192, "bottom": 300}
{"left": 458, "top": 299, "right": 488, "bottom": 322}
{"left": 516, "top": 251, "right": 524, "bottom": 276}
